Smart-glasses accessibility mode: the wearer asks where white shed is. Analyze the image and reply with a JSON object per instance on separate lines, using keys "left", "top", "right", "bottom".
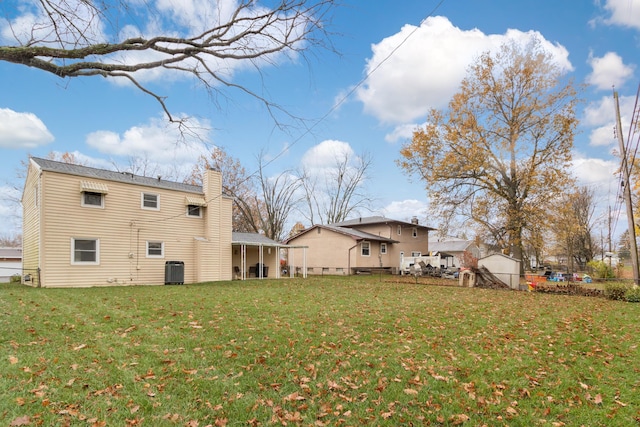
{"left": 478, "top": 253, "right": 520, "bottom": 290}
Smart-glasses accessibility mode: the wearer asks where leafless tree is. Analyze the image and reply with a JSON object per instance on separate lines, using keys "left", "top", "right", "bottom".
{"left": 187, "top": 149, "right": 301, "bottom": 239}
{"left": 256, "top": 156, "right": 303, "bottom": 241}
{"left": 300, "top": 151, "right": 372, "bottom": 225}
{"left": 0, "top": 233, "right": 22, "bottom": 247}
{"left": 0, "top": 0, "right": 337, "bottom": 125}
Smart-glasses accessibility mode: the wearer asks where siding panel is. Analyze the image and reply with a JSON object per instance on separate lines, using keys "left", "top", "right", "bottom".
{"left": 29, "top": 164, "right": 232, "bottom": 287}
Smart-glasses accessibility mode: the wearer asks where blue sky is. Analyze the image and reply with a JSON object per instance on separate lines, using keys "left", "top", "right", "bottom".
{"left": 1, "top": 0, "right": 639, "bottom": 243}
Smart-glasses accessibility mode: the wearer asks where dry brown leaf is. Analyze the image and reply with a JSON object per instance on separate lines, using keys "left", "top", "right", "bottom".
{"left": 10, "top": 416, "right": 30, "bottom": 426}
{"left": 450, "top": 414, "right": 469, "bottom": 425}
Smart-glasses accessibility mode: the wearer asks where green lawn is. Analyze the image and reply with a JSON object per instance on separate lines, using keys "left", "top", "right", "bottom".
{"left": 1, "top": 276, "right": 639, "bottom": 426}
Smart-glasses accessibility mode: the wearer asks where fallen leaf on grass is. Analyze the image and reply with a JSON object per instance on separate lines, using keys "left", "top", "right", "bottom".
{"left": 9, "top": 355, "right": 18, "bottom": 364}
{"left": 403, "top": 388, "right": 418, "bottom": 395}
{"left": 73, "top": 344, "right": 87, "bottom": 351}
{"left": 450, "top": 414, "right": 469, "bottom": 425}
{"left": 10, "top": 416, "right": 30, "bottom": 426}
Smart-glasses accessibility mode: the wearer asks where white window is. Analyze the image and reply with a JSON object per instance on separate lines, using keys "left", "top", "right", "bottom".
{"left": 146, "top": 241, "right": 164, "bottom": 258}
{"left": 397, "top": 225, "right": 401, "bottom": 235}
{"left": 82, "top": 191, "right": 104, "bottom": 208}
{"left": 412, "top": 228, "right": 418, "bottom": 238}
{"left": 187, "top": 204, "right": 202, "bottom": 217}
{"left": 361, "top": 241, "right": 370, "bottom": 256}
{"left": 411, "top": 251, "right": 421, "bottom": 257}
{"left": 71, "top": 238, "right": 99, "bottom": 265}
{"left": 142, "top": 193, "right": 159, "bottom": 210}
{"left": 381, "top": 243, "right": 387, "bottom": 254}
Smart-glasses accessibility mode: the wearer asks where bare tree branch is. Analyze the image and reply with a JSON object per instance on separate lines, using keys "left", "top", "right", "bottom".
{"left": 0, "top": 0, "right": 338, "bottom": 124}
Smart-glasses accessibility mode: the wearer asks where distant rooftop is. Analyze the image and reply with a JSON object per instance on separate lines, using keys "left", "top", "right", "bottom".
{"left": 333, "top": 215, "right": 435, "bottom": 230}
{"left": 0, "top": 247, "right": 22, "bottom": 259}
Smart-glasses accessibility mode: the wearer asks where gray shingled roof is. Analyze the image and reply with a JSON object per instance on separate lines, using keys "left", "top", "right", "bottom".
{"left": 323, "top": 224, "right": 398, "bottom": 242}
{"left": 232, "top": 232, "right": 285, "bottom": 246}
{"left": 333, "top": 215, "right": 435, "bottom": 230}
{"left": 31, "top": 157, "right": 203, "bottom": 194}
{"left": 285, "top": 224, "right": 399, "bottom": 244}
{"left": 429, "top": 240, "right": 475, "bottom": 253}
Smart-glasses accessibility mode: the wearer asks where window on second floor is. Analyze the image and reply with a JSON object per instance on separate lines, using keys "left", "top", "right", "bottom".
{"left": 397, "top": 225, "right": 401, "bottom": 235}
{"left": 187, "top": 204, "right": 202, "bottom": 217}
{"left": 412, "top": 228, "right": 418, "bottom": 238}
{"left": 381, "top": 243, "right": 387, "bottom": 254}
{"left": 80, "top": 181, "right": 108, "bottom": 208}
{"left": 361, "top": 241, "right": 370, "bottom": 256}
{"left": 82, "top": 191, "right": 104, "bottom": 208}
{"left": 142, "top": 193, "right": 159, "bottom": 210}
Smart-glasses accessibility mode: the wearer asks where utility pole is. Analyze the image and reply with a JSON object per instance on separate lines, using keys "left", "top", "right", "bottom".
{"left": 614, "top": 90, "right": 640, "bottom": 284}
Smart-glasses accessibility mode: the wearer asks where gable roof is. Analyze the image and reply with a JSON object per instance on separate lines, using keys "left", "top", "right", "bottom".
{"left": 333, "top": 215, "right": 435, "bottom": 230}
{"left": 429, "top": 240, "right": 476, "bottom": 253}
{"left": 30, "top": 157, "right": 203, "bottom": 194}
{"left": 285, "top": 224, "right": 399, "bottom": 244}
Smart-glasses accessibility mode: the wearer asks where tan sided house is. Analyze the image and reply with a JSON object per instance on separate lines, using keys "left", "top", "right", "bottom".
{"left": 22, "top": 157, "right": 233, "bottom": 287}
{"left": 284, "top": 216, "right": 435, "bottom": 275}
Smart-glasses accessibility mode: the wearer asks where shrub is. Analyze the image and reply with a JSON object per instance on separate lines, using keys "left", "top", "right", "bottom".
{"left": 624, "top": 286, "right": 640, "bottom": 303}
{"left": 9, "top": 274, "right": 21, "bottom": 284}
{"left": 587, "top": 260, "right": 615, "bottom": 279}
{"left": 604, "top": 283, "right": 630, "bottom": 301}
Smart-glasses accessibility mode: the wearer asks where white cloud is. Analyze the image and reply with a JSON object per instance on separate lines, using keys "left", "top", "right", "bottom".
{"left": 85, "top": 115, "right": 211, "bottom": 170}
{"left": 385, "top": 123, "right": 423, "bottom": 144}
{"left": 583, "top": 94, "right": 636, "bottom": 147}
{"left": 357, "top": 16, "right": 572, "bottom": 124}
{"left": 601, "top": 0, "right": 640, "bottom": 29}
{"left": 570, "top": 155, "right": 619, "bottom": 188}
{"left": 300, "top": 139, "right": 355, "bottom": 173}
{"left": 586, "top": 52, "right": 635, "bottom": 90}
{"left": 0, "top": 108, "right": 54, "bottom": 148}
{"left": 377, "top": 199, "right": 429, "bottom": 224}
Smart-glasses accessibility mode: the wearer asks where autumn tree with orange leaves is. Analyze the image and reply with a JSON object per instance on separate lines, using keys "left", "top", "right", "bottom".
{"left": 186, "top": 148, "right": 262, "bottom": 234}
{"left": 398, "top": 40, "right": 580, "bottom": 268}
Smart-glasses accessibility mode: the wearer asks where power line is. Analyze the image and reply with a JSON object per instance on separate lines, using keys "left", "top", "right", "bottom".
{"left": 135, "top": 0, "right": 448, "bottom": 225}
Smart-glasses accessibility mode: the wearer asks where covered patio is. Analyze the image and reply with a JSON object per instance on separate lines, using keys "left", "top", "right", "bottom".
{"left": 232, "top": 232, "right": 307, "bottom": 280}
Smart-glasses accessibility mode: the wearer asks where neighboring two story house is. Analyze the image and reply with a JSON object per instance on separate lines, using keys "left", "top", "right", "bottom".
{"left": 284, "top": 216, "right": 435, "bottom": 275}
{"left": 22, "top": 157, "right": 233, "bottom": 287}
